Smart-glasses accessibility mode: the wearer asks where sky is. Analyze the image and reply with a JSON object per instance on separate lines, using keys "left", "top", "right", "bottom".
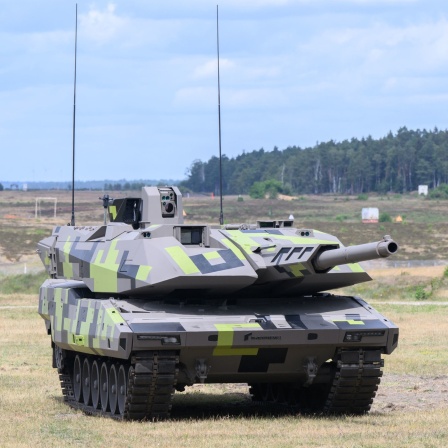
{"left": 1, "top": 0, "right": 447, "bottom": 182}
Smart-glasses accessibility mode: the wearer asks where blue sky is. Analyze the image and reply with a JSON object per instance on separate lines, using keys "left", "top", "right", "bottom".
{"left": 1, "top": 0, "right": 447, "bottom": 182}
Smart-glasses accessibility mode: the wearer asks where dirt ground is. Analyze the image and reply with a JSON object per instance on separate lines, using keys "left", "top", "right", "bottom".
{"left": 2, "top": 190, "right": 447, "bottom": 417}
{"left": 173, "top": 373, "right": 448, "bottom": 417}
{"left": 372, "top": 373, "right": 448, "bottom": 413}
{"left": 2, "top": 190, "right": 448, "bottom": 262}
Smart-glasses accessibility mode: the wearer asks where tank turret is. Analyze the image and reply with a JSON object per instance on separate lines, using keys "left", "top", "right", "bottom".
{"left": 37, "top": 187, "right": 398, "bottom": 297}
{"left": 37, "top": 186, "right": 399, "bottom": 420}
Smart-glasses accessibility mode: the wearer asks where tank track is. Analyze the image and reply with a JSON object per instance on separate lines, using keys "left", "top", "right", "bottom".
{"left": 58, "top": 350, "right": 179, "bottom": 420}
{"left": 249, "top": 349, "right": 383, "bottom": 415}
{"left": 323, "top": 348, "right": 383, "bottom": 414}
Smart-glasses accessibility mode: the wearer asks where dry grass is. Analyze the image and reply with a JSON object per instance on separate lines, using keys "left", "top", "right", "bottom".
{"left": 336, "top": 266, "right": 448, "bottom": 302}
{"left": 2, "top": 190, "right": 448, "bottom": 262}
{"left": 1, "top": 293, "right": 448, "bottom": 447}
{"left": 0, "top": 293, "right": 36, "bottom": 306}
{"left": 375, "top": 305, "right": 448, "bottom": 375}
{"left": 371, "top": 266, "right": 446, "bottom": 278}
{"left": 1, "top": 191, "right": 448, "bottom": 446}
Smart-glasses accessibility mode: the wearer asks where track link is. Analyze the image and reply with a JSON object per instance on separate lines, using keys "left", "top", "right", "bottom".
{"left": 323, "top": 349, "right": 383, "bottom": 414}
{"left": 58, "top": 350, "right": 179, "bottom": 420}
{"left": 59, "top": 372, "right": 74, "bottom": 401}
{"left": 125, "top": 351, "right": 179, "bottom": 420}
{"left": 249, "top": 349, "right": 383, "bottom": 415}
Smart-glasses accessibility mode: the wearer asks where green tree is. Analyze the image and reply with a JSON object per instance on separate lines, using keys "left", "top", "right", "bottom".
{"left": 249, "top": 179, "right": 283, "bottom": 199}
{"left": 183, "top": 160, "right": 205, "bottom": 192}
{"left": 428, "top": 184, "right": 448, "bottom": 199}
{"left": 0, "top": 182, "right": 3, "bottom": 191}
{"left": 249, "top": 181, "right": 266, "bottom": 199}
{"left": 263, "top": 179, "right": 283, "bottom": 198}
{"left": 181, "top": 128, "right": 448, "bottom": 196}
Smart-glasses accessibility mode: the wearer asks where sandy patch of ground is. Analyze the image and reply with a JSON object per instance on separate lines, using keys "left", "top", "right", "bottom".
{"left": 372, "top": 373, "right": 448, "bottom": 413}
{"left": 370, "top": 266, "right": 446, "bottom": 278}
{"left": 176, "top": 372, "right": 448, "bottom": 416}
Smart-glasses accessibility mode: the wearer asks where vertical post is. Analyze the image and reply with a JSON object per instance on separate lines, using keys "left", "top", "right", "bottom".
{"left": 217, "top": 5, "right": 224, "bottom": 226}
{"left": 71, "top": 4, "right": 78, "bottom": 226}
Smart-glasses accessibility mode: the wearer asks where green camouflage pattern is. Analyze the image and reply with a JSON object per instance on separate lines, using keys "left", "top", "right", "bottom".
{"left": 36, "top": 186, "right": 399, "bottom": 412}
{"left": 37, "top": 187, "right": 398, "bottom": 297}
{"left": 39, "top": 279, "right": 132, "bottom": 359}
{"left": 38, "top": 279, "right": 398, "bottom": 383}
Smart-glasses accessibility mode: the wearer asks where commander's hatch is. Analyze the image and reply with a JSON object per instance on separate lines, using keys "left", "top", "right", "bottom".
{"left": 108, "top": 198, "right": 142, "bottom": 229}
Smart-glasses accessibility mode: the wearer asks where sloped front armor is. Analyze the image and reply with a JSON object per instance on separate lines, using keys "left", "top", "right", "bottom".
{"left": 37, "top": 186, "right": 399, "bottom": 419}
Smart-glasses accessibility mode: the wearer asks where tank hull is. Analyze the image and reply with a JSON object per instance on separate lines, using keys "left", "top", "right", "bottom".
{"left": 39, "top": 279, "right": 398, "bottom": 418}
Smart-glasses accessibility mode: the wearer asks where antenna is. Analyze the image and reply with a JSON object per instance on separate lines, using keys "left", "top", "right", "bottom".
{"left": 216, "top": 5, "right": 224, "bottom": 226}
{"left": 70, "top": 3, "right": 78, "bottom": 226}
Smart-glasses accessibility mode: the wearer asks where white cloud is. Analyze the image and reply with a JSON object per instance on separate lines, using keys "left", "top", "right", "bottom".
{"left": 210, "top": 0, "right": 414, "bottom": 7}
{"left": 245, "top": 66, "right": 281, "bottom": 80}
{"left": 0, "top": 29, "right": 71, "bottom": 57}
{"left": 79, "top": 3, "right": 129, "bottom": 44}
{"left": 3, "top": 0, "right": 448, "bottom": 182}
{"left": 193, "top": 58, "right": 236, "bottom": 78}
{"left": 225, "top": 87, "right": 288, "bottom": 108}
{"left": 339, "top": 0, "right": 416, "bottom": 3}
{"left": 220, "top": 0, "right": 293, "bottom": 6}
{"left": 192, "top": 57, "right": 282, "bottom": 85}
{"left": 174, "top": 87, "right": 215, "bottom": 108}
{"left": 299, "top": 17, "right": 448, "bottom": 88}
{"left": 174, "top": 85, "right": 288, "bottom": 110}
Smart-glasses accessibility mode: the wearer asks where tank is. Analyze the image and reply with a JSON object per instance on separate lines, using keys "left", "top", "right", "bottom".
{"left": 37, "top": 186, "right": 399, "bottom": 419}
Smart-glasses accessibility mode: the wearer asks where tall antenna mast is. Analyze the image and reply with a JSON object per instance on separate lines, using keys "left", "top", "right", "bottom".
{"left": 70, "top": 3, "right": 78, "bottom": 226}
{"left": 216, "top": 5, "right": 224, "bottom": 226}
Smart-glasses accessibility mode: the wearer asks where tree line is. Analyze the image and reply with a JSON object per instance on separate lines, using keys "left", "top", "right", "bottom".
{"left": 103, "top": 182, "right": 147, "bottom": 191}
{"left": 180, "top": 127, "right": 448, "bottom": 195}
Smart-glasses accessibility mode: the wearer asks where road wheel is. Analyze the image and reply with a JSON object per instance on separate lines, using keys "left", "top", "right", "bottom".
{"left": 117, "top": 364, "right": 129, "bottom": 416}
{"left": 109, "top": 364, "right": 118, "bottom": 414}
{"left": 82, "top": 357, "right": 92, "bottom": 406}
{"left": 91, "top": 360, "right": 101, "bottom": 409}
{"left": 73, "top": 355, "right": 83, "bottom": 403}
{"left": 100, "top": 362, "right": 109, "bottom": 412}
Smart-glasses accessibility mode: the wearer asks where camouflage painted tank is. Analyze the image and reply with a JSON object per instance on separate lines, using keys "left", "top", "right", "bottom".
{"left": 37, "top": 186, "right": 399, "bottom": 419}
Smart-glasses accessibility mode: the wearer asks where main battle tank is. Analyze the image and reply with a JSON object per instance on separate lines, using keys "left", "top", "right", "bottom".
{"left": 37, "top": 186, "right": 399, "bottom": 419}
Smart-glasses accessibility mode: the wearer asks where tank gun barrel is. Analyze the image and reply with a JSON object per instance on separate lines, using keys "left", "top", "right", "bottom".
{"left": 313, "top": 235, "right": 398, "bottom": 272}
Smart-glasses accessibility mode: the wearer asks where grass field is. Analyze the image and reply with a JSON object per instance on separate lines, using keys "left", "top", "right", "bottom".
{"left": 1, "top": 190, "right": 448, "bottom": 447}
{"left": 1, "top": 290, "right": 447, "bottom": 447}
{"left": 1, "top": 189, "right": 448, "bottom": 262}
